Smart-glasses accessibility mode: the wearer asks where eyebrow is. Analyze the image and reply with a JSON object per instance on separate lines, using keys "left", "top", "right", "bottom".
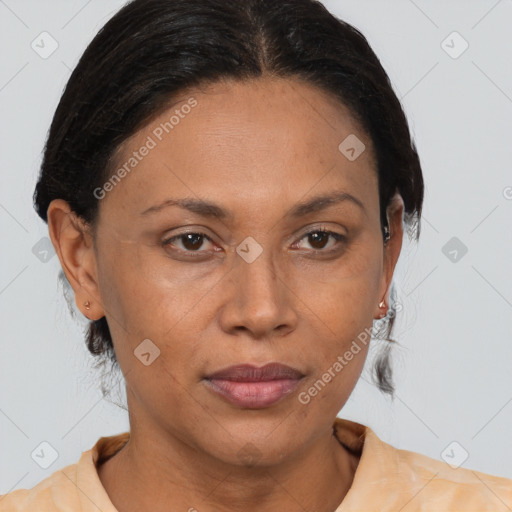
{"left": 140, "top": 190, "right": 365, "bottom": 220}
{"left": 286, "top": 190, "right": 365, "bottom": 219}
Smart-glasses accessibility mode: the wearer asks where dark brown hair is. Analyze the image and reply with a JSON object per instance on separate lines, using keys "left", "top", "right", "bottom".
{"left": 33, "top": 0, "right": 424, "bottom": 397}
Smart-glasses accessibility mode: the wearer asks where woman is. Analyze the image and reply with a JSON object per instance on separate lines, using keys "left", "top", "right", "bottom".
{"left": 1, "top": 0, "right": 510, "bottom": 510}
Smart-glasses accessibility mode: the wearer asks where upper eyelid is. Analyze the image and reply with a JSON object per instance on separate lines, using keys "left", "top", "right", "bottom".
{"left": 163, "top": 227, "right": 345, "bottom": 250}
{"left": 164, "top": 222, "right": 346, "bottom": 239}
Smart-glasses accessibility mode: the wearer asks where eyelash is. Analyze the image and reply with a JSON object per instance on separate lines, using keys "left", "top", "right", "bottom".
{"left": 162, "top": 228, "right": 346, "bottom": 257}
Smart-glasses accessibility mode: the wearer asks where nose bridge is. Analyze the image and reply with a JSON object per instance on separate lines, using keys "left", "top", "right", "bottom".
{"left": 223, "top": 239, "right": 296, "bottom": 337}
{"left": 237, "top": 242, "right": 280, "bottom": 310}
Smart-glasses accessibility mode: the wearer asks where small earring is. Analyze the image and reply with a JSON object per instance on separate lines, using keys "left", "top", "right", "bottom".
{"left": 377, "top": 300, "right": 387, "bottom": 319}
{"left": 84, "top": 301, "right": 91, "bottom": 310}
{"left": 383, "top": 225, "right": 390, "bottom": 244}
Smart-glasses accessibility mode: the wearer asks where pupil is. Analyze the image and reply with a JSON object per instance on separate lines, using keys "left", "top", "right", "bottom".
{"left": 309, "top": 232, "right": 328, "bottom": 249}
{"left": 183, "top": 234, "right": 203, "bottom": 251}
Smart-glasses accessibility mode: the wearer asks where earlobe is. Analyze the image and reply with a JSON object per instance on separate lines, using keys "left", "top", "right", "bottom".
{"left": 47, "top": 199, "right": 105, "bottom": 320}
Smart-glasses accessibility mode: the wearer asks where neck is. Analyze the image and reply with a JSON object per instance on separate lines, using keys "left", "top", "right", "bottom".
{"left": 97, "top": 405, "right": 359, "bottom": 512}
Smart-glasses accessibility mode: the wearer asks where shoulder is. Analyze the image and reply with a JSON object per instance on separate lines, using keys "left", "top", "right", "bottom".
{"left": 0, "top": 461, "right": 79, "bottom": 511}
{"left": 0, "top": 432, "right": 129, "bottom": 512}
{"left": 367, "top": 428, "right": 512, "bottom": 510}
{"left": 333, "top": 418, "right": 512, "bottom": 511}
{"left": 394, "top": 444, "right": 512, "bottom": 508}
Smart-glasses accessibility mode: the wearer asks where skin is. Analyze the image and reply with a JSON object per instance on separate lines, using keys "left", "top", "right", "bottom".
{"left": 48, "top": 76, "right": 404, "bottom": 512}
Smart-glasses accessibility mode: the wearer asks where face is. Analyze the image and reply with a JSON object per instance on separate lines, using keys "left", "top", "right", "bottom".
{"left": 50, "top": 77, "right": 403, "bottom": 466}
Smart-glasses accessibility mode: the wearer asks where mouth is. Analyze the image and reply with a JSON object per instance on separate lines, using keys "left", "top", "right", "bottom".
{"left": 203, "top": 363, "right": 305, "bottom": 409}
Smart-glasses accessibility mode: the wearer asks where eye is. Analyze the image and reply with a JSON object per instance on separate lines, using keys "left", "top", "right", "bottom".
{"left": 162, "top": 232, "right": 216, "bottom": 254}
{"left": 162, "top": 227, "right": 346, "bottom": 258}
{"left": 294, "top": 228, "right": 346, "bottom": 252}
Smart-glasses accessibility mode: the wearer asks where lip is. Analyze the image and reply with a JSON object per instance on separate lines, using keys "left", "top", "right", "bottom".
{"left": 204, "top": 363, "right": 304, "bottom": 409}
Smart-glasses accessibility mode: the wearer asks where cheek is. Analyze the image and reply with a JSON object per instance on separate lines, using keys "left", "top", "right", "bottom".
{"left": 294, "top": 282, "right": 373, "bottom": 420}
{"left": 95, "top": 240, "right": 220, "bottom": 397}
{"left": 97, "top": 239, "right": 205, "bottom": 338}
{"left": 290, "top": 246, "right": 381, "bottom": 406}
{"left": 97, "top": 227, "right": 381, "bottom": 379}
{"left": 295, "top": 241, "right": 382, "bottom": 341}
{"left": 298, "top": 277, "right": 373, "bottom": 384}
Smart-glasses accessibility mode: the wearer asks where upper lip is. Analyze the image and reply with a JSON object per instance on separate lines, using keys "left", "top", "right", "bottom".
{"left": 205, "top": 363, "right": 304, "bottom": 382}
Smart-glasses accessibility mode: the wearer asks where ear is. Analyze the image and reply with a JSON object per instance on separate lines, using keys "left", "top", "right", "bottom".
{"left": 374, "top": 191, "right": 404, "bottom": 318}
{"left": 47, "top": 199, "right": 105, "bottom": 321}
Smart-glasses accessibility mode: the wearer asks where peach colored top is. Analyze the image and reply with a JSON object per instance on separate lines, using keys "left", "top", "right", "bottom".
{"left": 1, "top": 417, "right": 511, "bottom": 511}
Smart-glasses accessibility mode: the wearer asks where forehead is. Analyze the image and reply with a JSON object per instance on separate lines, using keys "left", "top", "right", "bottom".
{"left": 101, "top": 77, "right": 378, "bottom": 222}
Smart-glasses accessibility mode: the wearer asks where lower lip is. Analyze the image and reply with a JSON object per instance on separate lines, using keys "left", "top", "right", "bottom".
{"left": 204, "top": 378, "right": 302, "bottom": 408}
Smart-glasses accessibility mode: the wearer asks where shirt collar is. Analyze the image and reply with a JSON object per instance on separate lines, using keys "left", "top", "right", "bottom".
{"left": 75, "top": 417, "right": 394, "bottom": 512}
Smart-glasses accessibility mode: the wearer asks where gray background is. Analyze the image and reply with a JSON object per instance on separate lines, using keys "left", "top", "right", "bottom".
{"left": 1, "top": 0, "right": 511, "bottom": 495}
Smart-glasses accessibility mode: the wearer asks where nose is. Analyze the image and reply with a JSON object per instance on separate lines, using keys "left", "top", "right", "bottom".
{"left": 218, "top": 249, "right": 298, "bottom": 340}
